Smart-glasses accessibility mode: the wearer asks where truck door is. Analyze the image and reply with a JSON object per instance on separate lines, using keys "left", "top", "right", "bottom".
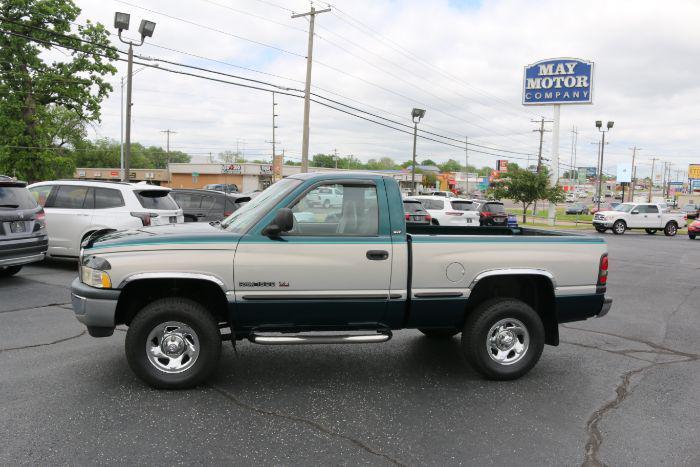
{"left": 233, "top": 179, "right": 393, "bottom": 328}
{"left": 636, "top": 204, "right": 660, "bottom": 227}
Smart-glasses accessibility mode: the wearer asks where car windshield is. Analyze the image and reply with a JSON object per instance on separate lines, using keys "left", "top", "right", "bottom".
{"left": 484, "top": 203, "right": 505, "bottom": 214}
{"left": 614, "top": 204, "right": 635, "bottom": 212}
{"left": 220, "top": 178, "right": 302, "bottom": 233}
{"left": 0, "top": 186, "right": 37, "bottom": 209}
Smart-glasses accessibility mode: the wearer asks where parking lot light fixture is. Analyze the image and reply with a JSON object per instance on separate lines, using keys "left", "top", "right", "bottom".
{"left": 114, "top": 12, "right": 130, "bottom": 31}
{"left": 138, "top": 20, "right": 156, "bottom": 38}
{"left": 595, "top": 120, "right": 614, "bottom": 212}
{"left": 411, "top": 108, "right": 426, "bottom": 195}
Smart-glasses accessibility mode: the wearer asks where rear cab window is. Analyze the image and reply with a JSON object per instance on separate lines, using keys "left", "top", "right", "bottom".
{"left": 135, "top": 190, "right": 179, "bottom": 210}
{"left": 451, "top": 201, "right": 478, "bottom": 211}
{"left": 483, "top": 202, "right": 505, "bottom": 214}
{"left": 403, "top": 201, "right": 424, "bottom": 213}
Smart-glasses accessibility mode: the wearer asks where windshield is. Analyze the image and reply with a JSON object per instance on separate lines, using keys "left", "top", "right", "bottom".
{"left": 220, "top": 178, "right": 302, "bottom": 233}
{"left": 614, "top": 204, "right": 635, "bottom": 212}
{"left": 451, "top": 201, "right": 479, "bottom": 211}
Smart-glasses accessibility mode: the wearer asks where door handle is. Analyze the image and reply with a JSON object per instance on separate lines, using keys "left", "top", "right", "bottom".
{"left": 195, "top": 213, "right": 205, "bottom": 217}
{"left": 366, "top": 250, "right": 389, "bottom": 261}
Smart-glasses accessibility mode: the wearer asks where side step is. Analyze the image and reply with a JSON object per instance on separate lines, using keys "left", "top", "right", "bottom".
{"left": 249, "top": 330, "right": 392, "bottom": 345}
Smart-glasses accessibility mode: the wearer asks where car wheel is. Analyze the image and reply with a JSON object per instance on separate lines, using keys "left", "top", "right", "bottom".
{"left": 323, "top": 199, "right": 331, "bottom": 208}
{"left": 125, "top": 297, "right": 222, "bottom": 389}
{"left": 419, "top": 328, "right": 460, "bottom": 338}
{"left": 645, "top": 229, "right": 657, "bottom": 235}
{"left": 0, "top": 265, "right": 22, "bottom": 277}
{"left": 690, "top": 234, "right": 697, "bottom": 240}
{"left": 612, "top": 220, "right": 626, "bottom": 235}
{"left": 595, "top": 226, "right": 607, "bottom": 233}
{"left": 664, "top": 222, "right": 678, "bottom": 237}
{"left": 461, "top": 298, "right": 544, "bottom": 380}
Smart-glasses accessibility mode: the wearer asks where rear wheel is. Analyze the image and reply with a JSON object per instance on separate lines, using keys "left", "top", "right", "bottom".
{"left": 645, "top": 229, "right": 657, "bottom": 235}
{"left": 612, "top": 220, "right": 626, "bottom": 235}
{"left": 419, "top": 328, "right": 460, "bottom": 338}
{"left": 461, "top": 298, "right": 544, "bottom": 380}
{"left": 125, "top": 298, "right": 222, "bottom": 389}
{"left": 664, "top": 222, "right": 678, "bottom": 237}
{"left": 0, "top": 265, "right": 22, "bottom": 277}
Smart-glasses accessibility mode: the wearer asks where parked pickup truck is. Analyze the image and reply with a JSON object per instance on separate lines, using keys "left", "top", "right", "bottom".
{"left": 71, "top": 172, "right": 612, "bottom": 389}
{"left": 592, "top": 202, "right": 686, "bottom": 236}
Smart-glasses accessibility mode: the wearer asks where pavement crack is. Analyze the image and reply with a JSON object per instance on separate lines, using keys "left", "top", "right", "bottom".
{"left": 0, "top": 302, "right": 72, "bottom": 314}
{"left": 0, "top": 329, "right": 86, "bottom": 352}
{"left": 210, "top": 384, "right": 405, "bottom": 466}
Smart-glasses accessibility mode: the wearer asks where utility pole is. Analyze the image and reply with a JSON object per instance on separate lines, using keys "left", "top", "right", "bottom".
{"left": 648, "top": 157, "right": 659, "bottom": 202}
{"left": 465, "top": 136, "right": 469, "bottom": 195}
{"left": 267, "top": 92, "right": 280, "bottom": 170}
{"left": 160, "top": 129, "right": 177, "bottom": 167}
{"left": 333, "top": 148, "right": 338, "bottom": 169}
{"left": 531, "top": 117, "right": 552, "bottom": 217}
{"left": 628, "top": 147, "right": 641, "bottom": 202}
{"left": 292, "top": 5, "right": 331, "bottom": 173}
{"left": 569, "top": 126, "right": 578, "bottom": 180}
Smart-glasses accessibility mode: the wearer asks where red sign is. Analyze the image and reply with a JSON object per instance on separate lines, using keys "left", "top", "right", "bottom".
{"left": 110, "top": 171, "right": 119, "bottom": 176}
{"left": 497, "top": 160, "right": 508, "bottom": 173}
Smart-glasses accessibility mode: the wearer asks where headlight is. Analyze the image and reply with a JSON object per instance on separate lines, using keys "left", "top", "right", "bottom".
{"left": 80, "top": 256, "right": 112, "bottom": 288}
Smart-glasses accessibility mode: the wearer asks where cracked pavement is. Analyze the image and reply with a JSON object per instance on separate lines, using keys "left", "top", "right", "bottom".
{"left": 1, "top": 234, "right": 699, "bottom": 465}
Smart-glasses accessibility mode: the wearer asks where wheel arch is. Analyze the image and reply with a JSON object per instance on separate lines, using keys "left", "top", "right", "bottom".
{"left": 115, "top": 276, "right": 229, "bottom": 327}
{"left": 466, "top": 272, "right": 558, "bottom": 345}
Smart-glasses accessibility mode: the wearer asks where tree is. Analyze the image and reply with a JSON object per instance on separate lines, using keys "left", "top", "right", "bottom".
{"left": 487, "top": 167, "right": 565, "bottom": 223}
{"left": 311, "top": 153, "right": 336, "bottom": 168}
{"left": 218, "top": 150, "right": 245, "bottom": 163}
{"left": 439, "top": 159, "right": 462, "bottom": 173}
{"left": 72, "top": 138, "right": 189, "bottom": 169}
{"left": 0, "top": 0, "right": 117, "bottom": 181}
{"left": 420, "top": 159, "right": 437, "bottom": 167}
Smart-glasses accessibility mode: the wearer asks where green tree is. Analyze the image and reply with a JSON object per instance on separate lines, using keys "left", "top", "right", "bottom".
{"left": 439, "top": 159, "right": 462, "bottom": 172}
{"left": 487, "top": 167, "right": 565, "bottom": 223}
{"left": 311, "top": 153, "right": 336, "bottom": 168}
{"left": 420, "top": 159, "right": 437, "bottom": 167}
{"left": 0, "top": 0, "right": 117, "bottom": 181}
{"left": 218, "top": 150, "right": 245, "bottom": 163}
{"left": 72, "top": 138, "right": 189, "bottom": 169}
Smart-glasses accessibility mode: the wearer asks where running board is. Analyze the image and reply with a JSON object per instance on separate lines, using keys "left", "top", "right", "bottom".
{"left": 249, "top": 331, "right": 392, "bottom": 345}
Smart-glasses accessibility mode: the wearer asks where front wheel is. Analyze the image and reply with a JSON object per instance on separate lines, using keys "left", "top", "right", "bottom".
{"left": 419, "top": 328, "right": 460, "bottom": 339}
{"left": 664, "top": 222, "right": 678, "bottom": 237}
{"left": 612, "top": 220, "right": 626, "bottom": 235}
{"left": 0, "top": 265, "right": 22, "bottom": 277}
{"left": 645, "top": 229, "right": 657, "bottom": 235}
{"left": 690, "top": 234, "right": 697, "bottom": 240}
{"left": 595, "top": 226, "right": 607, "bottom": 233}
{"left": 125, "top": 298, "right": 222, "bottom": 389}
{"left": 461, "top": 298, "right": 544, "bottom": 380}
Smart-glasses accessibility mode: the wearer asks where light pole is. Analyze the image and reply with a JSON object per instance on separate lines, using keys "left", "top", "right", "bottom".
{"left": 410, "top": 108, "right": 425, "bottom": 195}
{"left": 595, "top": 120, "right": 614, "bottom": 212}
{"left": 114, "top": 12, "right": 156, "bottom": 182}
{"left": 120, "top": 67, "right": 146, "bottom": 179}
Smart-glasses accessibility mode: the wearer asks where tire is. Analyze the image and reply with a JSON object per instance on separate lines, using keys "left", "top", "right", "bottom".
{"left": 461, "top": 298, "right": 545, "bottom": 380}
{"left": 125, "top": 297, "right": 222, "bottom": 389}
{"left": 323, "top": 199, "right": 331, "bottom": 208}
{"left": 645, "top": 229, "right": 657, "bottom": 235}
{"left": 612, "top": 220, "right": 626, "bottom": 235}
{"left": 0, "top": 265, "right": 22, "bottom": 277}
{"left": 595, "top": 226, "right": 607, "bottom": 233}
{"left": 664, "top": 222, "right": 678, "bottom": 237}
{"left": 419, "top": 328, "right": 460, "bottom": 338}
{"left": 690, "top": 234, "right": 696, "bottom": 240}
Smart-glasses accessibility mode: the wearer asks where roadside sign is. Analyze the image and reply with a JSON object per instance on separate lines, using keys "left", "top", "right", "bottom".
{"left": 617, "top": 164, "right": 632, "bottom": 183}
{"left": 523, "top": 58, "right": 594, "bottom": 105}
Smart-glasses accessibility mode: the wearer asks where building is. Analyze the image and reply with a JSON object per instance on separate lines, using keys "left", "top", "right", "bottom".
{"left": 74, "top": 168, "right": 169, "bottom": 184}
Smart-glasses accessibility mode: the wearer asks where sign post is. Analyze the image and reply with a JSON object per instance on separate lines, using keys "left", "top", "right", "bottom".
{"left": 523, "top": 58, "right": 594, "bottom": 225}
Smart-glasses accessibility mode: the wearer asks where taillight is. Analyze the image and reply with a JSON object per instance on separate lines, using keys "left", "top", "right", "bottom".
{"left": 130, "top": 212, "right": 152, "bottom": 226}
{"left": 598, "top": 254, "right": 609, "bottom": 288}
{"left": 224, "top": 211, "right": 233, "bottom": 217}
{"left": 445, "top": 211, "right": 463, "bottom": 216}
{"left": 482, "top": 211, "right": 492, "bottom": 217}
{"left": 425, "top": 214, "right": 431, "bottom": 221}
{"left": 34, "top": 209, "right": 46, "bottom": 230}
{"left": 405, "top": 213, "right": 410, "bottom": 220}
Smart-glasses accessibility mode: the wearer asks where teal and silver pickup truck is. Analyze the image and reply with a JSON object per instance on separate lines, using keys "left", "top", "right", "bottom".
{"left": 72, "top": 172, "right": 611, "bottom": 388}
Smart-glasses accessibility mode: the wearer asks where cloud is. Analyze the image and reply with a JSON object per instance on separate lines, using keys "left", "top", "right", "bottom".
{"left": 77, "top": 0, "right": 700, "bottom": 178}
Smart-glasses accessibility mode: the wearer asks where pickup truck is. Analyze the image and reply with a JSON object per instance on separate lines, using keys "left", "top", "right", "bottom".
{"left": 71, "top": 172, "right": 612, "bottom": 389}
{"left": 592, "top": 202, "right": 686, "bottom": 236}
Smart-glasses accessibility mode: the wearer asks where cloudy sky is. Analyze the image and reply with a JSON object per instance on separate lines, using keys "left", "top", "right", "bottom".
{"left": 75, "top": 0, "right": 700, "bottom": 179}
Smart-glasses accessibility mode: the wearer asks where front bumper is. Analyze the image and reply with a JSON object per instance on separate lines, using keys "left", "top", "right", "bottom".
{"left": 592, "top": 220, "right": 614, "bottom": 228}
{"left": 70, "top": 278, "right": 121, "bottom": 336}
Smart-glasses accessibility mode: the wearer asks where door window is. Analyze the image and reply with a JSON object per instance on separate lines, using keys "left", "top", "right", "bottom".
{"left": 174, "top": 193, "right": 202, "bottom": 209}
{"left": 50, "top": 185, "right": 90, "bottom": 209}
{"left": 289, "top": 183, "right": 379, "bottom": 236}
{"left": 28, "top": 185, "right": 53, "bottom": 207}
{"left": 201, "top": 195, "right": 217, "bottom": 211}
{"left": 94, "top": 188, "right": 125, "bottom": 209}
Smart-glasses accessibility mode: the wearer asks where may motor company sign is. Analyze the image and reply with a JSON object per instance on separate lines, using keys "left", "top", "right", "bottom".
{"left": 523, "top": 58, "right": 594, "bottom": 105}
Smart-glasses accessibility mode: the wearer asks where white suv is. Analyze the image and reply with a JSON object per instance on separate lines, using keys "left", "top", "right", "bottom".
{"left": 413, "top": 196, "right": 481, "bottom": 226}
{"left": 28, "top": 180, "right": 183, "bottom": 258}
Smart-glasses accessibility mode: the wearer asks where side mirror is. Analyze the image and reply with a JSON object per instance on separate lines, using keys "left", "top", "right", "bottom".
{"left": 262, "top": 208, "right": 294, "bottom": 237}
{"left": 631, "top": 210, "right": 639, "bottom": 214}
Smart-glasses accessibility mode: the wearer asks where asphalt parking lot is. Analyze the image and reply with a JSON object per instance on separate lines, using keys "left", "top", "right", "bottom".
{"left": 1, "top": 233, "right": 698, "bottom": 466}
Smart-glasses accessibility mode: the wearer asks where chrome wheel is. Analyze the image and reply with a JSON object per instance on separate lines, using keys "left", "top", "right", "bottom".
{"left": 146, "top": 321, "right": 200, "bottom": 374}
{"left": 486, "top": 318, "right": 529, "bottom": 365}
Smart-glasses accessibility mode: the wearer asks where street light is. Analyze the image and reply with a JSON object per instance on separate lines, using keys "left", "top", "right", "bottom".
{"left": 410, "top": 108, "right": 426, "bottom": 195}
{"left": 114, "top": 11, "right": 156, "bottom": 182}
{"left": 595, "top": 120, "right": 614, "bottom": 211}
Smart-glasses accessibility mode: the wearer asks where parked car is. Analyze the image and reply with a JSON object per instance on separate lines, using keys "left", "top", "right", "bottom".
{"left": 28, "top": 180, "right": 184, "bottom": 258}
{"left": 565, "top": 203, "right": 590, "bottom": 215}
{"left": 0, "top": 176, "right": 48, "bottom": 276}
{"left": 688, "top": 219, "right": 700, "bottom": 240}
{"left": 203, "top": 183, "right": 238, "bottom": 193}
{"left": 681, "top": 203, "right": 699, "bottom": 220}
{"left": 565, "top": 193, "right": 576, "bottom": 203}
{"left": 306, "top": 185, "right": 343, "bottom": 208}
{"left": 171, "top": 189, "right": 250, "bottom": 223}
{"left": 592, "top": 202, "right": 686, "bottom": 236}
{"left": 402, "top": 199, "right": 431, "bottom": 225}
{"left": 71, "top": 172, "right": 612, "bottom": 388}
{"left": 412, "top": 196, "right": 480, "bottom": 226}
{"left": 427, "top": 190, "right": 456, "bottom": 198}
{"left": 478, "top": 201, "right": 508, "bottom": 226}
{"left": 665, "top": 198, "right": 678, "bottom": 208}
